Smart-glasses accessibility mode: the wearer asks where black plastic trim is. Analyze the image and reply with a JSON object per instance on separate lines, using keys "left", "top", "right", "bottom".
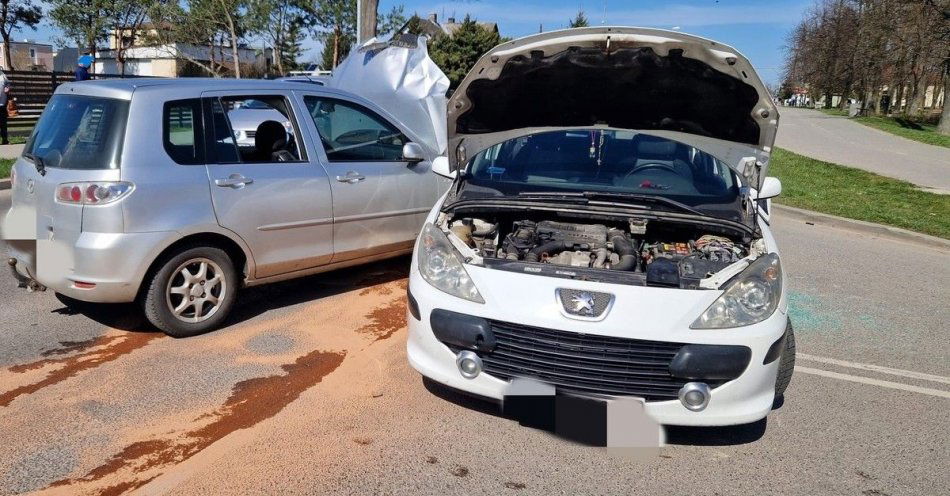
{"left": 669, "top": 344, "right": 752, "bottom": 381}
{"left": 763, "top": 332, "right": 786, "bottom": 365}
{"left": 430, "top": 309, "right": 496, "bottom": 352}
{"left": 407, "top": 287, "right": 421, "bottom": 321}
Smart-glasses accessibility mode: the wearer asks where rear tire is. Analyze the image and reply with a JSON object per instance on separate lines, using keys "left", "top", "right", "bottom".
{"left": 774, "top": 321, "right": 795, "bottom": 397}
{"left": 142, "top": 246, "right": 237, "bottom": 337}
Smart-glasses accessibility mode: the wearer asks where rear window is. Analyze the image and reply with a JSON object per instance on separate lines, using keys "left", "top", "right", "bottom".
{"left": 24, "top": 95, "right": 129, "bottom": 170}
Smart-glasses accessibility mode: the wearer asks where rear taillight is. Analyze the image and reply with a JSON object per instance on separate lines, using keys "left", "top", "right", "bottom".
{"left": 55, "top": 182, "right": 134, "bottom": 205}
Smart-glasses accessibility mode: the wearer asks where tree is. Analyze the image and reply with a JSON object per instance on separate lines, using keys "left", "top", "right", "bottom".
{"left": 248, "top": 0, "right": 311, "bottom": 75}
{"left": 106, "top": 0, "right": 149, "bottom": 75}
{"left": 429, "top": 15, "right": 505, "bottom": 88}
{"left": 147, "top": 0, "right": 249, "bottom": 77}
{"left": 49, "top": 0, "right": 111, "bottom": 71}
{"left": 568, "top": 9, "right": 589, "bottom": 28}
{"left": 0, "top": 0, "right": 41, "bottom": 70}
{"left": 782, "top": 0, "right": 948, "bottom": 117}
{"left": 313, "top": 0, "right": 404, "bottom": 70}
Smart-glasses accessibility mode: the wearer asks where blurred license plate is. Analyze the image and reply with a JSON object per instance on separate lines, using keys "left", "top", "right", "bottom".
{"left": 503, "top": 379, "right": 661, "bottom": 447}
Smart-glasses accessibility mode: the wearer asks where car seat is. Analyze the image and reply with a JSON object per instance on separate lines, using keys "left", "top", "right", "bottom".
{"left": 254, "top": 120, "right": 294, "bottom": 162}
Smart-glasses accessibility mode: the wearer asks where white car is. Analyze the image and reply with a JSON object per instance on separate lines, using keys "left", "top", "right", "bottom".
{"left": 406, "top": 27, "right": 793, "bottom": 428}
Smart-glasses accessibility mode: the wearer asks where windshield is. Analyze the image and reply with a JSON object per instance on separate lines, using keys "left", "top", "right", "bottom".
{"left": 465, "top": 129, "right": 741, "bottom": 213}
{"left": 24, "top": 95, "right": 129, "bottom": 170}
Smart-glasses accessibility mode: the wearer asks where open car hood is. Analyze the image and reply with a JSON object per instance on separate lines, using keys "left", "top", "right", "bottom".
{"left": 329, "top": 35, "right": 450, "bottom": 156}
{"left": 447, "top": 27, "right": 779, "bottom": 187}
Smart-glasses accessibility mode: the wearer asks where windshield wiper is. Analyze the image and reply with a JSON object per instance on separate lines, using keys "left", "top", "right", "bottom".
{"left": 579, "top": 191, "right": 706, "bottom": 216}
{"left": 24, "top": 152, "right": 46, "bottom": 176}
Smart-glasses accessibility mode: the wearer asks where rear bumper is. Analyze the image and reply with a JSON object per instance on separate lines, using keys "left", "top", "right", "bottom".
{"left": 7, "top": 231, "right": 177, "bottom": 303}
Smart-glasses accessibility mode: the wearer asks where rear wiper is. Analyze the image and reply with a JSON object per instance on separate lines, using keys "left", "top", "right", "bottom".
{"left": 579, "top": 191, "right": 706, "bottom": 216}
{"left": 28, "top": 154, "right": 46, "bottom": 176}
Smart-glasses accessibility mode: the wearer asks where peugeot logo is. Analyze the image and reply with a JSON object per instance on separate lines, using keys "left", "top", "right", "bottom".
{"left": 570, "top": 292, "right": 595, "bottom": 315}
{"left": 556, "top": 288, "right": 614, "bottom": 321}
{"left": 27, "top": 179, "right": 34, "bottom": 194}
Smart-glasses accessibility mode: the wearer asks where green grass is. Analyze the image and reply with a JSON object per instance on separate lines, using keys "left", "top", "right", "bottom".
{"left": 852, "top": 116, "right": 950, "bottom": 148}
{"left": 0, "top": 158, "right": 13, "bottom": 180}
{"left": 815, "top": 108, "right": 950, "bottom": 148}
{"left": 818, "top": 107, "right": 849, "bottom": 117}
{"left": 770, "top": 148, "right": 950, "bottom": 239}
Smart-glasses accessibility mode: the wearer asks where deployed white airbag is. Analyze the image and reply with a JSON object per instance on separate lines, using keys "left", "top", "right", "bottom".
{"left": 329, "top": 35, "right": 450, "bottom": 156}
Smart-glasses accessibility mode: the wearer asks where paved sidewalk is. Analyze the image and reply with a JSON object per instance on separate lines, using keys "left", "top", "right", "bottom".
{"left": 0, "top": 143, "right": 23, "bottom": 160}
{"left": 775, "top": 107, "right": 950, "bottom": 194}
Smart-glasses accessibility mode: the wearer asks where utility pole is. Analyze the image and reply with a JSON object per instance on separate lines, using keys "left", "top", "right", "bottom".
{"left": 357, "top": 0, "right": 379, "bottom": 44}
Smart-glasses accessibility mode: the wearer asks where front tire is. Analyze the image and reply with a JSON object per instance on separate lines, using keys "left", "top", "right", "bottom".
{"left": 774, "top": 322, "right": 796, "bottom": 397}
{"left": 142, "top": 246, "right": 237, "bottom": 337}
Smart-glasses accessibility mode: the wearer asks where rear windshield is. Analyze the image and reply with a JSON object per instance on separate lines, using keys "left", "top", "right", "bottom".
{"left": 24, "top": 95, "right": 129, "bottom": 170}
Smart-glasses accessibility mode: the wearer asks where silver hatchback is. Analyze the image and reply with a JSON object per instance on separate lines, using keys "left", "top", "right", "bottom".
{"left": 3, "top": 78, "right": 448, "bottom": 336}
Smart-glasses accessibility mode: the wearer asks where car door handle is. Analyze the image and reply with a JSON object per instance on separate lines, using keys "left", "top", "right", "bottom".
{"left": 215, "top": 174, "right": 254, "bottom": 188}
{"left": 336, "top": 171, "right": 365, "bottom": 184}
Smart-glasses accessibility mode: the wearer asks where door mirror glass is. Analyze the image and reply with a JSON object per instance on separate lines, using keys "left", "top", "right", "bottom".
{"left": 402, "top": 142, "right": 425, "bottom": 163}
{"left": 757, "top": 176, "right": 782, "bottom": 199}
{"left": 431, "top": 156, "right": 455, "bottom": 178}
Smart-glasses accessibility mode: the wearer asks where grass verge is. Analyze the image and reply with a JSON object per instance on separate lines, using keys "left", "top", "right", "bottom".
{"left": 816, "top": 108, "right": 950, "bottom": 148}
{"left": 770, "top": 148, "right": 949, "bottom": 239}
{"left": 852, "top": 116, "right": 950, "bottom": 148}
{"left": 0, "top": 158, "right": 13, "bottom": 180}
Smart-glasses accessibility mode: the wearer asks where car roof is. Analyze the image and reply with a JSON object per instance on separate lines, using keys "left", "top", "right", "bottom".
{"left": 53, "top": 77, "right": 350, "bottom": 100}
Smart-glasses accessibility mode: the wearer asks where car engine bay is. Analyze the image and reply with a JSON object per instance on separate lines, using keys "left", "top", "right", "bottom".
{"left": 443, "top": 214, "right": 763, "bottom": 289}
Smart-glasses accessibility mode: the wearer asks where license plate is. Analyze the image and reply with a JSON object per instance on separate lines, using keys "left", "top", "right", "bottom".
{"left": 502, "top": 378, "right": 661, "bottom": 447}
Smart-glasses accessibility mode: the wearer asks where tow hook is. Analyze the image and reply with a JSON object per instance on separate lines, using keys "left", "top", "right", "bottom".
{"left": 8, "top": 258, "right": 45, "bottom": 291}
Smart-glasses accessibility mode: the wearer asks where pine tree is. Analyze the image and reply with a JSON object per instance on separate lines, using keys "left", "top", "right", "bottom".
{"left": 568, "top": 10, "right": 589, "bottom": 28}
{"left": 429, "top": 15, "right": 505, "bottom": 88}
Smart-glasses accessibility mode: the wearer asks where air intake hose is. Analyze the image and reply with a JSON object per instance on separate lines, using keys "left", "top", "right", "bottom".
{"left": 524, "top": 240, "right": 571, "bottom": 263}
{"left": 610, "top": 234, "right": 638, "bottom": 271}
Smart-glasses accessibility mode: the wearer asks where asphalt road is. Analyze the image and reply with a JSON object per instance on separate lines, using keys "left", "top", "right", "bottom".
{"left": 775, "top": 107, "right": 950, "bottom": 193}
{"left": 0, "top": 189, "right": 948, "bottom": 496}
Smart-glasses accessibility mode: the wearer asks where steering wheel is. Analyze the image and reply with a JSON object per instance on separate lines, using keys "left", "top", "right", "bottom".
{"left": 622, "top": 162, "right": 679, "bottom": 181}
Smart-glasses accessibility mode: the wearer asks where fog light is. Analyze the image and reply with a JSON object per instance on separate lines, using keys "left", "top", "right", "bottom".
{"left": 456, "top": 350, "right": 482, "bottom": 379}
{"left": 678, "top": 382, "right": 710, "bottom": 411}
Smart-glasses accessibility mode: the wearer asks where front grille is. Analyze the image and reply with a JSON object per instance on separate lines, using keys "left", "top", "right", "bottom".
{"left": 245, "top": 130, "right": 257, "bottom": 138}
{"left": 476, "top": 321, "right": 721, "bottom": 401}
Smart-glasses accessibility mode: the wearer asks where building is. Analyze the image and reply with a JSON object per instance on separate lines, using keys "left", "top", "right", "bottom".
{"left": 94, "top": 26, "right": 273, "bottom": 77}
{"left": 399, "top": 13, "right": 499, "bottom": 39}
{"left": 53, "top": 47, "right": 79, "bottom": 72}
{"left": 0, "top": 40, "right": 54, "bottom": 71}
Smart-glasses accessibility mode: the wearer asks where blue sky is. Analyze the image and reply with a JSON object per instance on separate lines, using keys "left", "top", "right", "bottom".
{"left": 24, "top": 0, "right": 811, "bottom": 85}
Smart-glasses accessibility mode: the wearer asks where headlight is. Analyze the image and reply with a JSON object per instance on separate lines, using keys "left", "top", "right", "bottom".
{"left": 691, "top": 253, "right": 781, "bottom": 329}
{"left": 417, "top": 223, "right": 484, "bottom": 303}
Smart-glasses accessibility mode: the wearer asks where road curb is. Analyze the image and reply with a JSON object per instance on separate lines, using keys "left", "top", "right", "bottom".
{"left": 0, "top": 179, "right": 8, "bottom": 191}
{"left": 773, "top": 204, "right": 950, "bottom": 251}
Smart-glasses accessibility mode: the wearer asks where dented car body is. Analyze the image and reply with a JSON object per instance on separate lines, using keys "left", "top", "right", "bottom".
{"left": 407, "top": 27, "right": 794, "bottom": 427}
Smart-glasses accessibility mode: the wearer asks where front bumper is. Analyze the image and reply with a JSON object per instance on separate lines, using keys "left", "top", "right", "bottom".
{"left": 7, "top": 231, "right": 178, "bottom": 303}
{"left": 406, "top": 268, "right": 787, "bottom": 427}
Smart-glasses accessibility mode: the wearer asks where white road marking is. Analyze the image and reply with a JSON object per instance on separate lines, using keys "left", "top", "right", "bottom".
{"left": 796, "top": 366, "right": 950, "bottom": 399}
{"left": 798, "top": 353, "right": 950, "bottom": 385}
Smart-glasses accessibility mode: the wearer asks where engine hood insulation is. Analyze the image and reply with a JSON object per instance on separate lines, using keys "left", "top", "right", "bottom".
{"left": 447, "top": 27, "right": 779, "bottom": 178}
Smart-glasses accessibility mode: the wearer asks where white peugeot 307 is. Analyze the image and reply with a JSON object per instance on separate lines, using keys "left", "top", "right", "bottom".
{"left": 406, "top": 27, "right": 794, "bottom": 427}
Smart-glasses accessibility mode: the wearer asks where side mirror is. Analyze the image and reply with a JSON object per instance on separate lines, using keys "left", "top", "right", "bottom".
{"left": 402, "top": 142, "right": 425, "bottom": 164}
{"left": 757, "top": 176, "right": 782, "bottom": 199}
{"left": 431, "top": 156, "right": 456, "bottom": 179}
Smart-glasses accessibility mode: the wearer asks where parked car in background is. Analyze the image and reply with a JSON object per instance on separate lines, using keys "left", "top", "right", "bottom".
{"left": 3, "top": 76, "right": 449, "bottom": 337}
{"left": 407, "top": 27, "right": 793, "bottom": 429}
{"left": 225, "top": 98, "right": 294, "bottom": 148}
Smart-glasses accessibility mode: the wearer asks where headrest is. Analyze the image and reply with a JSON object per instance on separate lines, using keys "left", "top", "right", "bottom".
{"left": 255, "top": 120, "right": 286, "bottom": 151}
{"left": 635, "top": 136, "right": 677, "bottom": 158}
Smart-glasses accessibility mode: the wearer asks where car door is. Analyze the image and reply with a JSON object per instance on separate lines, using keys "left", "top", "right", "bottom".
{"left": 201, "top": 90, "right": 334, "bottom": 279}
{"left": 295, "top": 92, "right": 438, "bottom": 262}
